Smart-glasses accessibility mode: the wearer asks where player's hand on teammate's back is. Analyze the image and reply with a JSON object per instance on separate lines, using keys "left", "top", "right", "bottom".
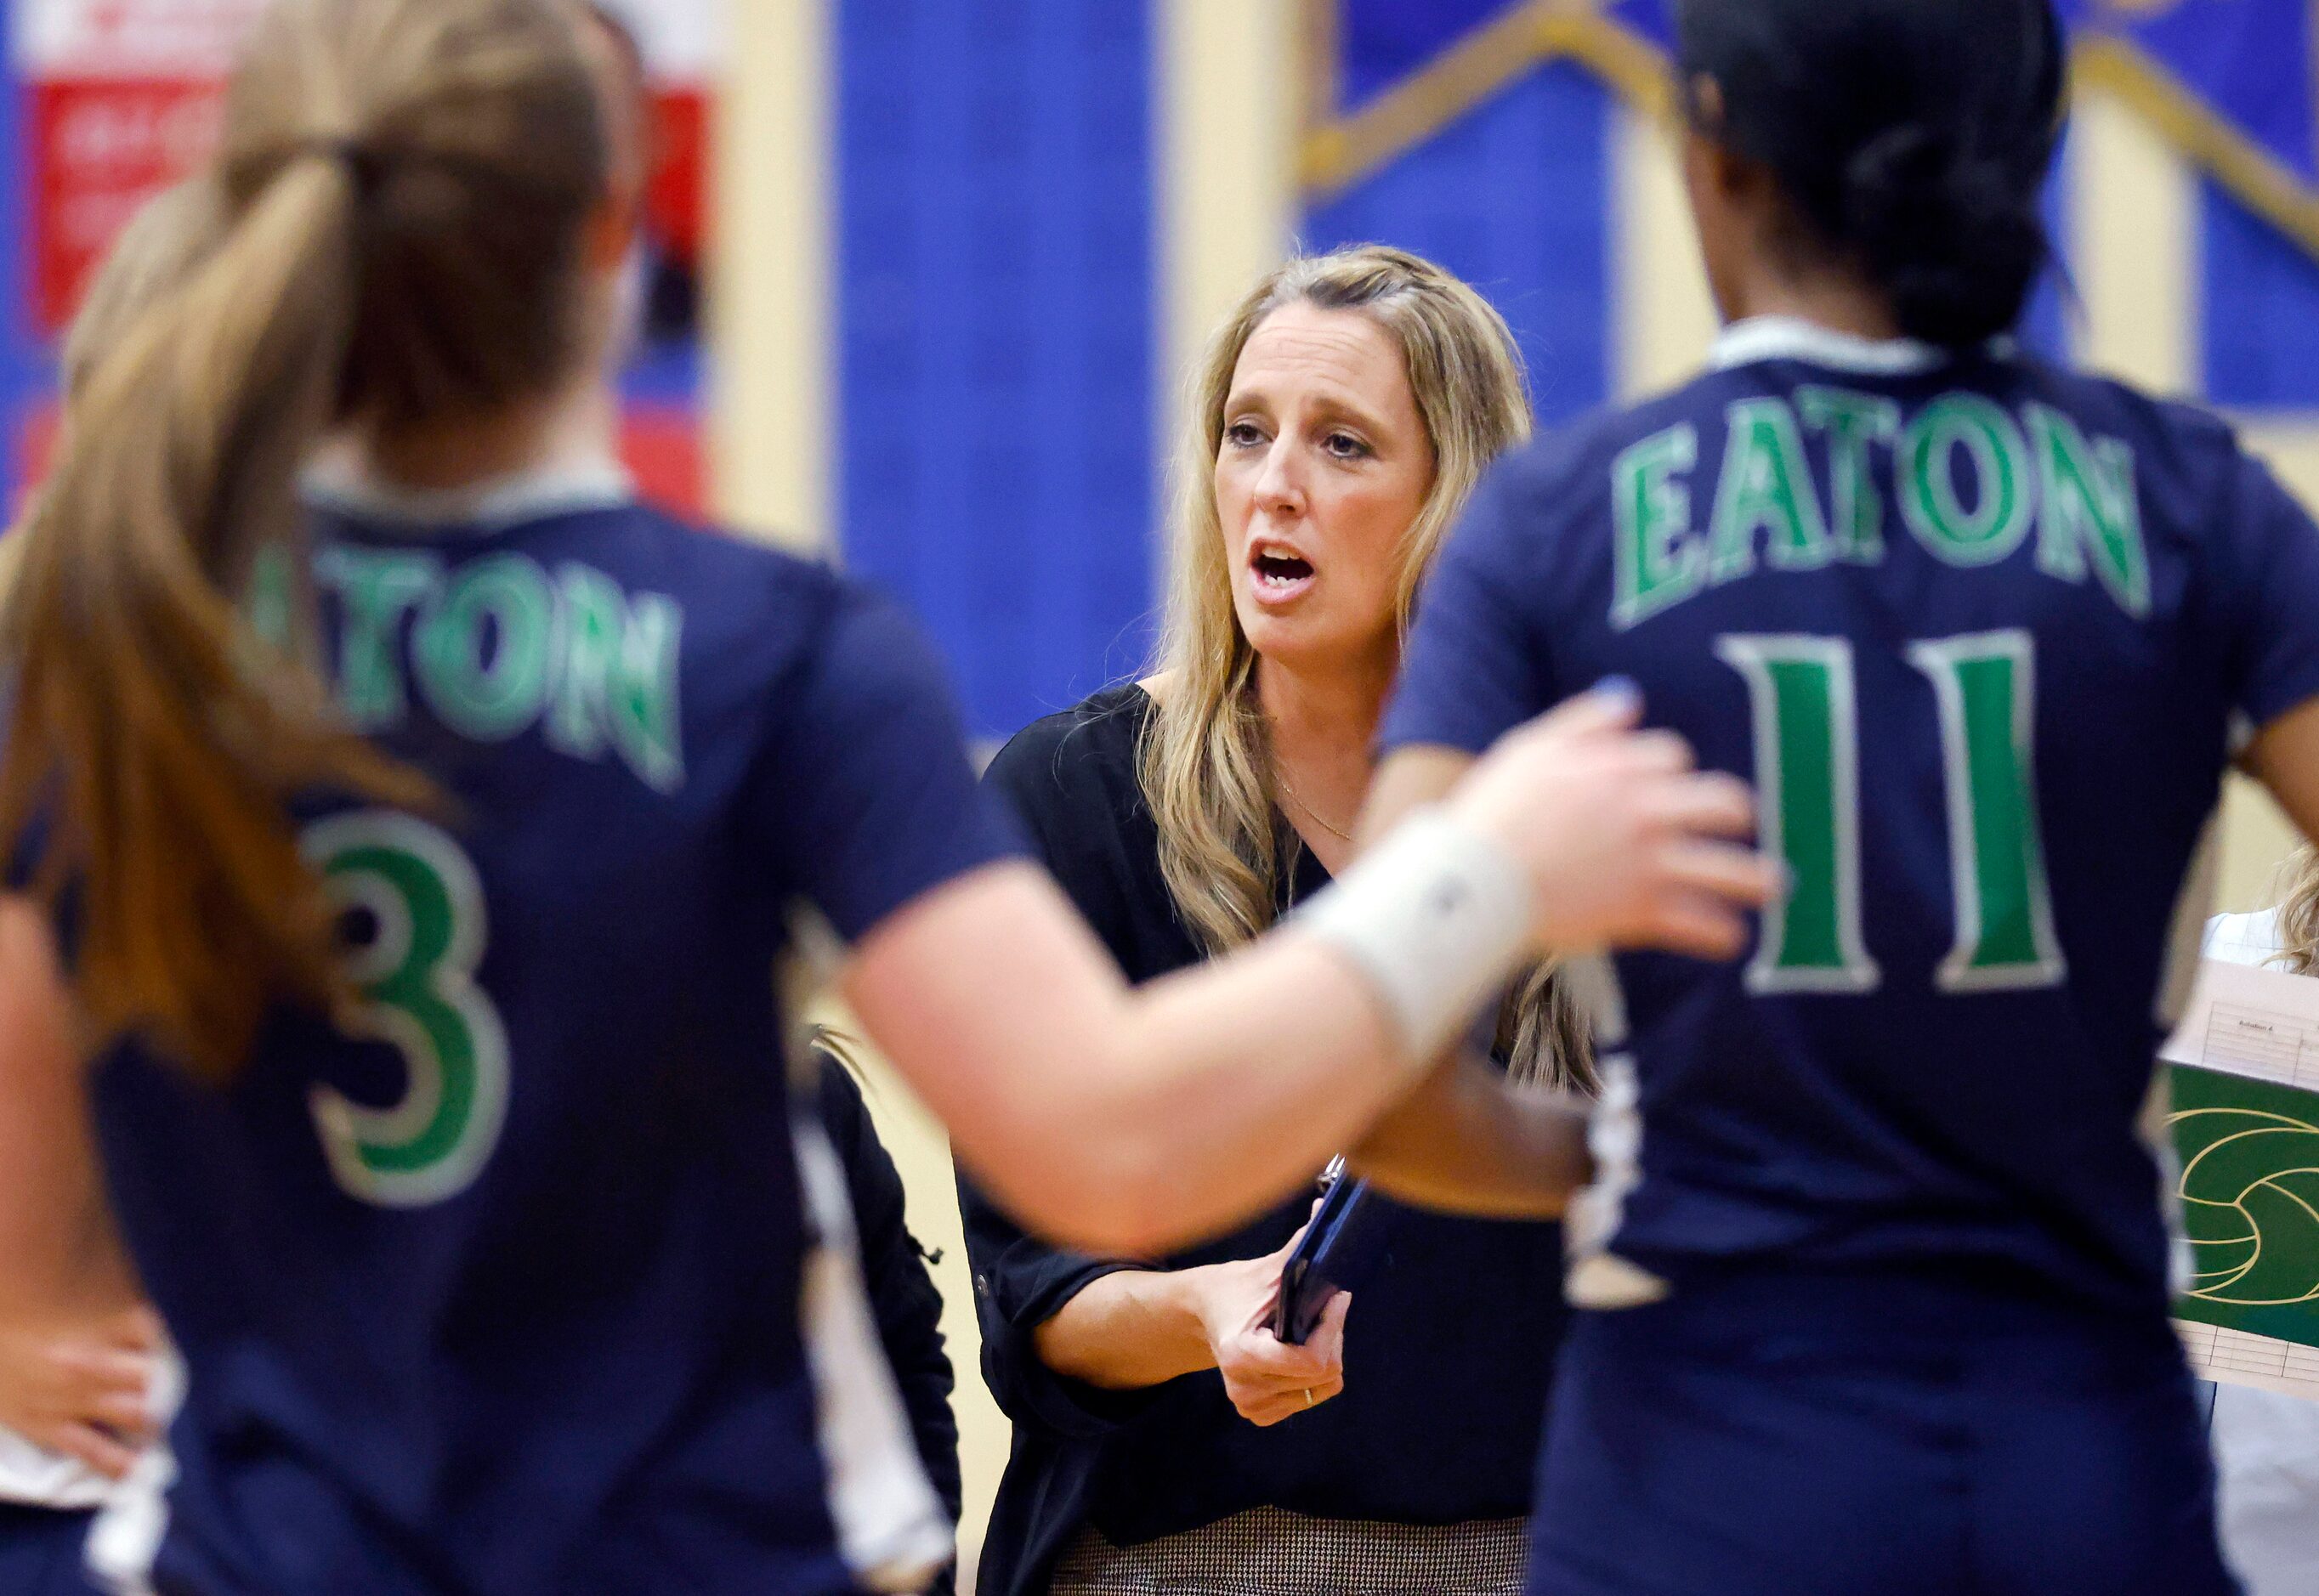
{"left": 1449, "top": 683, "right": 1777, "bottom": 960}
{"left": 1186, "top": 1223, "right": 1348, "bottom": 1428}
{"left": 0, "top": 1304, "right": 165, "bottom": 1479}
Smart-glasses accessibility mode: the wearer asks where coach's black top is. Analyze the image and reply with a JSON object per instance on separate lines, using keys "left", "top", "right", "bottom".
{"left": 960, "top": 684, "right": 1568, "bottom": 1596}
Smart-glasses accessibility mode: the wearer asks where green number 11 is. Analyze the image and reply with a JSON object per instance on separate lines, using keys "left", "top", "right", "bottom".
{"left": 1715, "top": 628, "right": 2064, "bottom": 997}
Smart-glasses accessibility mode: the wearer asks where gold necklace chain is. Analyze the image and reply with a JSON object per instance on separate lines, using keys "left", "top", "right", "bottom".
{"left": 1274, "top": 766, "right": 1356, "bottom": 843}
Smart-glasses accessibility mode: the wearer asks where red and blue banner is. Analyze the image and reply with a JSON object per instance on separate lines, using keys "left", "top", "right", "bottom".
{"left": 2, "top": 0, "right": 714, "bottom": 513}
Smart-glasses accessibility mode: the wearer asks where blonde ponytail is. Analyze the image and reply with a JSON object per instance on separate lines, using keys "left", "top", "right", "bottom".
{"left": 0, "top": 0, "right": 606, "bottom": 1077}
{"left": 2, "top": 156, "right": 418, "bottom": 1074}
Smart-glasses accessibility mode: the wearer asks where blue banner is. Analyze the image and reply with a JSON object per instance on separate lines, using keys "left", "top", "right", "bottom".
{"left": 1337, "top": 0, "right": 1507, "bottom": 110}
{"left": 2067, "top": 0, "right": 2317, "bottom": 180}
{"left": 1335, "top": 1, "right": 2318, "bottom": 184}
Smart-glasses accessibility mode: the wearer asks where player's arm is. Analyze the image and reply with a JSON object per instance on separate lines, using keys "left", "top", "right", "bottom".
{"left": 0, "top": 900, "right": 139, "bottom": 1319}
{"left": 0, "top": 896, "right": 163, "bottom": 1478}
{"left": 1347, "top": 1052, "right": 1591, "bottom": 1219}
{"left": 2221, "top": 454, "right": 2319, "bottom": 846}
{"left": 1341, "top": 746, "right": 1645, "bottom": 1220}
{"left": 1327, "top": 744, "right": 1593, "bottom": 1218}
{"left": 2242, "top": 697, "right": 2319, "bottom": 842}
{"left": 852, "top": 861, "right": 1402, "bottom": 1259}
{"left": 845, "top": 693, "right": 1766, "bottom": 1259}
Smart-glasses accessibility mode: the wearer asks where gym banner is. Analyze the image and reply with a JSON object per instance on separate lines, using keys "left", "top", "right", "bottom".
{"left": 1317, "top": 1, "right": 2319, "bottom": 258}
{"left": 7, "top": 0, "right": 718, "bottom": 510}
{"left": 9, "top": 0, "right": 718, "bottom": 337}
{"left": 2055, "top": 0, "right": 2318, "bottom": 182}
{"left": 10, "top": 0, "right": 258, "bottom": 333}
{"left": 1333, "top": 0, "right": 2312, "bottom": 127}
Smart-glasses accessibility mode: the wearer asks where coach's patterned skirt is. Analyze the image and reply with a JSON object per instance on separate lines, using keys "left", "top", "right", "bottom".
{"left": 1047, "top": 1504, "right": 1527, "bottom": 1595}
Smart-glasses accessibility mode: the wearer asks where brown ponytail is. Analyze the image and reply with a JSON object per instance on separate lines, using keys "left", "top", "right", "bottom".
{"left": 0, "top": 0, "right": 609, "bottom": 1078}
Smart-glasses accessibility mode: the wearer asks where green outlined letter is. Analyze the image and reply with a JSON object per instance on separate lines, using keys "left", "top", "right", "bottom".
{"left": 1613, "top": 424, "right": 1703, "bottom": 630}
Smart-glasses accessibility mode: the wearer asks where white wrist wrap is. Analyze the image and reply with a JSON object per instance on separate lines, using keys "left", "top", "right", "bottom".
{"left": 1293, "top": 806, "right": 1536, "bottom": 1069}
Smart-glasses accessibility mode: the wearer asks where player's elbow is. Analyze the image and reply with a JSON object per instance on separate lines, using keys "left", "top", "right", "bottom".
{"left": 1003, "top": 1133, "right": 1187, "bottom": 1258}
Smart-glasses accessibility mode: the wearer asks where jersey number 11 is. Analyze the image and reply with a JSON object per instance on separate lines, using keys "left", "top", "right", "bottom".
{"left": 1716, "top": 626, "right": 2065, "bottom": 997}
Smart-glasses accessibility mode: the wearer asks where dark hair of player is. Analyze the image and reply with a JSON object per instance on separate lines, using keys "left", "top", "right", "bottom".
{"left": 0, "top": 0, "right": 610, "bottom": 1078}
{"left": 1674, "top": 0, "right": 2067, "bottom": 348}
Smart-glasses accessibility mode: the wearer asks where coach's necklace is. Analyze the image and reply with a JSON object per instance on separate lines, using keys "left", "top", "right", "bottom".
{"left": 1275, "top": 767, "right": 1355, "bottom": 844}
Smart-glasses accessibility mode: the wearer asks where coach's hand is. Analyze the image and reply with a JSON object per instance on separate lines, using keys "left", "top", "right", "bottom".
{"left": 1452, "top": 683, "right": 1777, "bottom": 961}
{"left": 1186, "top": 1227, "right": 1347, "bottom": 1427}
{"left": 0, "top": 1305, "right": 165, "bottom": 1480}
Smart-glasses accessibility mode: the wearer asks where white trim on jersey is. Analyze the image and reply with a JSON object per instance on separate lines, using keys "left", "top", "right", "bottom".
{"left": 1557, "top": 956, "right": 1673, "bottom": 1311}
{"left": 790, "top": 1117, "right": 954, "bottom": 1593}
{"left": 1712, "top": 316, "right": 1974, "bottom": 378}
{"left": 299, "top": 453, "right": 638, "bottom": 533}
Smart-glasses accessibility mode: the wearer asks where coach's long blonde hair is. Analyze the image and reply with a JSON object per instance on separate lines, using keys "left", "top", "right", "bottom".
{"left": 2268, "top": 848, "right": 2319, "bottom": 974}
{"left": 1139, "top": 246, "right": 1591, "bottom": 1089}
{"left": 0, "top": 0, "right": 609, "bottom": 1078}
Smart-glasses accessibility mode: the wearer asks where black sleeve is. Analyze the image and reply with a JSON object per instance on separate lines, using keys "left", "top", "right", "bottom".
{"left": 955, "top": 1169, "right": 1154, "bottom": 1440}
{"left": 814, "top": 1052, "right": 964, "bottom": 1524}
{"left": 955, "top": 706, "right": 1162, "bottom": 1440}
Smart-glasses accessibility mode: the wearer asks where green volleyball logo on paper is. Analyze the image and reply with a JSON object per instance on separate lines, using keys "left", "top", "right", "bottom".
{"left": 2174, "top": 1087, "right": 2319, "bottom": 1315}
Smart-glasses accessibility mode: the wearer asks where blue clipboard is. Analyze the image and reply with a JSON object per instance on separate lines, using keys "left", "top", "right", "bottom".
{"left": 1272, "top": 1175, "right": 1393, "bottom": 1345}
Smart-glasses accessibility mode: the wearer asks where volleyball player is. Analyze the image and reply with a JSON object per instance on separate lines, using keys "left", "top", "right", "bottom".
{"left": 1361, "top": 0, "right": 2319, "bottom": 1590}
{"left": 0, "top": 10, "right": 651, "bottom": 1582}
{"left": 0, "top": 3, "right": 1774, "bottom": 1593}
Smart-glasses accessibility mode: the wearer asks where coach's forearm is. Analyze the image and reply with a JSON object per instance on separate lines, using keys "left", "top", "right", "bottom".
{"left": 1032, "top": 1269, "right": 1216, "bottom": 1390}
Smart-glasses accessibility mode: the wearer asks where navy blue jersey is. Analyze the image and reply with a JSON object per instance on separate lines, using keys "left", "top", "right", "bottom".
{"left": 74, "top": 480, "right": 1019, "bottom": 1595}
{"left": 1383, "top": 319, "right": 2319, "bottom": 1311}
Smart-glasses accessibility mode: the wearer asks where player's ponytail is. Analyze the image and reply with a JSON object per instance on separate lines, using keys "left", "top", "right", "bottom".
{"left": 0, "top": 0, "right": 607, "bottom": 1078}
{"left": 1677, "top": 0, "right": 2066, "bottom": 348}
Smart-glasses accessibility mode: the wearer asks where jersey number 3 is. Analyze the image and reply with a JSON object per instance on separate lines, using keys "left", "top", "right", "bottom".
{"left": 301, "top": 812, "right": 511, "bottom": 1207}
{"left": 1717, "top": 627, "right": 2065, "bottom": 997}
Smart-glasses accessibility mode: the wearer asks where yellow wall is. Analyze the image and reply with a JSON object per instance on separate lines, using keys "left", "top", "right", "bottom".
{"left": 709, "top": 0, "right": 830, "bottom": 552}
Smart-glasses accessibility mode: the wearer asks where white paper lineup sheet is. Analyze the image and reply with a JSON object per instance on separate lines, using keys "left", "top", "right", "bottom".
{"left": 2169, "top": 958, "right": 2319, "bottom": 1091}
{"left": 2174, "top": 1321, "right": 2319, "bottom": 1403}
{"left": 2159, "top": 959, "right": 2319, "bottom": 1401}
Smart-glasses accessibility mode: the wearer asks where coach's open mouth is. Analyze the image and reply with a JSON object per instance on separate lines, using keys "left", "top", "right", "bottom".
{"left": 1250, "top": 541, "right": 1316, "bottom": 604}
